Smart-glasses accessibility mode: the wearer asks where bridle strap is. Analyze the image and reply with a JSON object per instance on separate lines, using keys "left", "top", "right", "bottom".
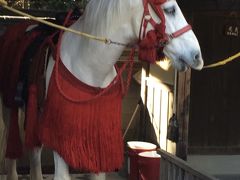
{"left": 139, "top": 0, "right": 152, "bottom": 40}
{"left": 169, "top": 24, "right": 192, "bottom": 39}
{"left": 149, "top": 1, "right": 166, "bottom": 25}
{"left": 139, "top": 0, "right": 192, "bottom": 46}
{"left": 139, "top": 0, "right": 166, "bottom": 40}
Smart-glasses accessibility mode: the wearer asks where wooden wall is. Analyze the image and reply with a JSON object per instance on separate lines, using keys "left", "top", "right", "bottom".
{"left": 188, "top": 11, "right": 240, "bottom": 154}
{"left": 178, "top": 0, "right": 240, "bottom": 11}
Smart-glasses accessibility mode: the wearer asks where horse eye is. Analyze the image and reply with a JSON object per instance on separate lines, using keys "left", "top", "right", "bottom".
{"left": 163, "top": 7, "right": 176, "bottom": 15}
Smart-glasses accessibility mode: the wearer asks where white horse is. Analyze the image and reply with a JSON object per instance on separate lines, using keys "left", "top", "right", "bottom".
{"left": 1, "top": 0, "right": 204, "bottom": 179}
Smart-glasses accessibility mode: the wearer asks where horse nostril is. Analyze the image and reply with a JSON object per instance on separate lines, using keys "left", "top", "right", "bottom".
{"left": 192, "top": 51, "right": 203, "bottom": 69}
{"left": 194, "top": 53, "right": 200, "bottom": 60}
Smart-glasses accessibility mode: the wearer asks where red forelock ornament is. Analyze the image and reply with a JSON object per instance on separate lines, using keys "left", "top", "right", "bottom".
{"left": 138, "top": 0, "right": 167, "bottom": 63}
{"left": 138, "top": 30, "right": 158, "bottom": 63}
{"left": 138, "top": 23, "right": 167, "bottom": 63}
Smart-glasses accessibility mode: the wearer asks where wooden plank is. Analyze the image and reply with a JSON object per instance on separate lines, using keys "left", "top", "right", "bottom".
{"left": 184, "top": 172, "right": 195, "bottom": 180}
{"left": 167, "top": 91, "right": 176, "bottom": 154}
{"left": 178, "top": 168, "right": 184, "bottom": 180}
{"left": 160, "top": 89, "right": 169, "bottom": 150}
{"left": 172, "top": 164, "right": 177, "bottom": 179}
{"left": 153, "top": 86, "right": 161, "bottom": 144}
{"left": 167, "top": 162, "right": 173, "bottom": 180}
{"left": 140, "top": 62, "right": 150, "bottom": 105}
{"left": 164, "top": 158, "right": 169, "bottom": 180}
{"left": 176, "top": 70, "right": 191, "bottom": 160}
{"left": 160, "top": 157, "right": 167, "bottom": 180}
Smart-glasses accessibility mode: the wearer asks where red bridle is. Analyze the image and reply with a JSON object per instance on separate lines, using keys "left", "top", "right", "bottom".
{"left": 138, "top": 0, "right": 192, "bottom": 63}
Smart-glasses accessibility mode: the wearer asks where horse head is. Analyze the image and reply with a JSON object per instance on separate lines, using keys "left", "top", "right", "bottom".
{"left": 132, "top": 0, "right": 204, "bottom": 71}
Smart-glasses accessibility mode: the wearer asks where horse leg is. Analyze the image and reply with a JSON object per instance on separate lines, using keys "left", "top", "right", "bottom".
{"left": 1, "top": 101, "right": 17, "bottom": 180}
{"left": 53, "top": 151, "right": 71, "bottom": 180}
{"left": 53, "top": 152, "right": 107, "bottom": 180}
{"left": 5, "top": 158, "right": 18, "bottom": 180}
{"left": 90, "top": 173, "right": 106, "bottom": 180}
{"left": 29, "top": 147, "right": 43, "bottom": 180}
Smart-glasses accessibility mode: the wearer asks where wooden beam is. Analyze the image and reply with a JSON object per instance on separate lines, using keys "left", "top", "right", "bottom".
{"left": 176, "top": 69, "right": 191, "bottom": 160}
{"left": 158, "top": 148, "right": 218, "bottom": 180}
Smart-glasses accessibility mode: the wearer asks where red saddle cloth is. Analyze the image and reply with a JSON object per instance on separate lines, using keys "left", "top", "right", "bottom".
{"left": 39, "top": 60, "right": 124, "bottom": 173}
{"left": 0, "top": 22, "right": 39, "bottom": 159}
{"left": 0, "top": 21, "right": 38, "bottom": 107}
{"left": 0, "top": 22, "right": 32, "bottom": 93}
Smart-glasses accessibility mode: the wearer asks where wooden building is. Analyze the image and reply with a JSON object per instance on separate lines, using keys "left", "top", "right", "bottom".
{"left": 0, "top": 0, "right": 239, "bottom": 179}
{"left": 178, "top": 0, "right": 240, "bottom": 156}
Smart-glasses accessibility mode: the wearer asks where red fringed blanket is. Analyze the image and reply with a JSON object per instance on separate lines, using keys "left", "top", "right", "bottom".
{"left": 39, "top": 60, "right": 124, "bottom": 173}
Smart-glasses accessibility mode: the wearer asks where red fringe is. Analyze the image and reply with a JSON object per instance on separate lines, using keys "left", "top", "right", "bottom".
{"left": 39, "top": 61, "right": 124, "bottom": 173}
{"left": 5, "top": 107, "right": 23, "bottom": 159}
{"left": 25, "top": 84, "right": 41, "bottom": 149}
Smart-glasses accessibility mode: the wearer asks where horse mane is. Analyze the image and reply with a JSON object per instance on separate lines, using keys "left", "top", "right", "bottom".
{"left": 78, "top": 0, "right": 130, "bottom": 36}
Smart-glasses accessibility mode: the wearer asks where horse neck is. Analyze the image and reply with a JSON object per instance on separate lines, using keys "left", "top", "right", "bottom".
{"left": 59, "top": 1, "right": 142, "bottom": 88}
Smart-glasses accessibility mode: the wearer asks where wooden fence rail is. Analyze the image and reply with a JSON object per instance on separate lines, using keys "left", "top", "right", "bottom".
{"left": 158, "top": 149, "right": 219, "bottom": 180}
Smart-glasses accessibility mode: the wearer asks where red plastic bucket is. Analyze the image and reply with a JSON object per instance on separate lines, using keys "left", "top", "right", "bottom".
{"left": 127, "top": 141, "right": 157, "bottom": 180}
{"left": 138, "top": 151, "right": 161, "bottom": 180}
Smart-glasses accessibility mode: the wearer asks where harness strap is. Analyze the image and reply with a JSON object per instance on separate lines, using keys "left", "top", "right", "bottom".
{"left": 169, "top": 25, "right": 192, "bottom": 39}
{"left": 140, "top": 0, "right": 166, "bottom": 42}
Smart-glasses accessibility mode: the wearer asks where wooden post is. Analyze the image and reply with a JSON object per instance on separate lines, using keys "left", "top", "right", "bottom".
{"left": 139, "top": 62, "right": 150, "bottom": 140}
{"left": 176, "top": 69, "right": 191, "bottom": 160}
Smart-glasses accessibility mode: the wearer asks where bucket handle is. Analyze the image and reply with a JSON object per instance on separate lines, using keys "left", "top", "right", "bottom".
{"left": 139, "top": 170, "right": 146, "bottom": 180}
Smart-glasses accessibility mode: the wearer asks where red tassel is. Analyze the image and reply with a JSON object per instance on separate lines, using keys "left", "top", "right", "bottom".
{"left": 6, "top": 107, "right": 23, "bottom": 159}
{"left": 25, "top": 84, "right": 41, "bottom": 149}
{"left": 138, "top": 30, "right": 158, "bottom": 63}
